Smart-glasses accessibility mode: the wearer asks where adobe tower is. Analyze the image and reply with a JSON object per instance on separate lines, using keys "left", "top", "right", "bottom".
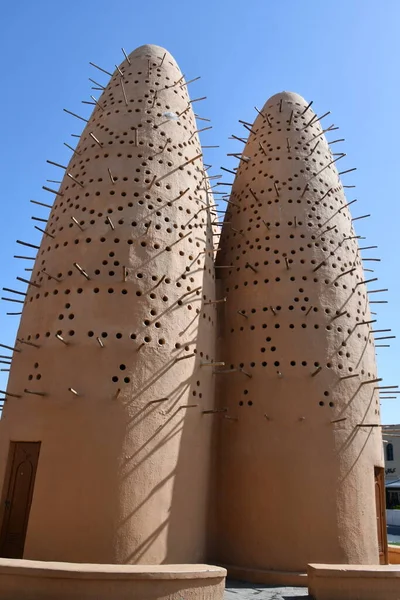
{"left": 0, "top": 44, "right": 217, "bottom": 564}
{"left": 214, "top": 92, "right": 385, "bottom": 575}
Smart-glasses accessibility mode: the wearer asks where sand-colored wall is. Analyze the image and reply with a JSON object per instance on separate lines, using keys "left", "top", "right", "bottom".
{"left": 0, "top": 560, "right": 226, "bottom": 600}
{"left": 308, "top": 563, "right": 400, "bottom": 600}
{"left": 0, "top": 44, "right": 217, "bottom": 564}
{"left": 213, "top": 92, "right": 384, "bottom": 573}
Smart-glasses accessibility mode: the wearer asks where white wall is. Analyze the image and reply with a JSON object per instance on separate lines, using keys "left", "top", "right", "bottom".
{"left": 386, "top": 509, "right": 400, "bottom": 526}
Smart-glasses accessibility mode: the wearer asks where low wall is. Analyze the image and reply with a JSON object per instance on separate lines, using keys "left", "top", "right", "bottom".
{"left": 308, "top": 563, "right": 400, "bottom": 600}
{"left": 387, "top": 509, "right": 400, "bottom": 526}
{"left": 0, "top": 559, "right": 226, "bottom": 600}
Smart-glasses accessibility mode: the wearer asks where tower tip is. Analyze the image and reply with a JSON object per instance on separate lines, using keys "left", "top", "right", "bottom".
{"left": 128, "top": 44, "right": 177, "bottom": 65}
{"left": 262, "top": 91, "right": 310, "bottom": 112}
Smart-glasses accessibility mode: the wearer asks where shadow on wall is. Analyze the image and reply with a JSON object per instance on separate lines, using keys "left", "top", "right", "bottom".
{"left": 115, "top": 265, "right": 216, "bottom": 564}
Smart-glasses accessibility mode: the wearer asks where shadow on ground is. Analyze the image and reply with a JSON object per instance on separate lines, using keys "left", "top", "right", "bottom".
{"left": 225, "top": 579, "right": 311, "bottom": 600}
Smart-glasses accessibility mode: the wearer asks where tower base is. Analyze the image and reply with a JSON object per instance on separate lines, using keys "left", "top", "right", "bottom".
{"left": 308, "top": 563, "right": 400, "bottom": 600}
{"left": 0, "top": 559, "right": 226, "bottom": 600}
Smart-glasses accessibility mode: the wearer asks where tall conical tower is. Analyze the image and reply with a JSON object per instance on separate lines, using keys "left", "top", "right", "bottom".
{"left": 214, "top": 92, "right": 385, "bottom": 575}
{"left": 0, "top": 45, "right": 217, "bottom": 564}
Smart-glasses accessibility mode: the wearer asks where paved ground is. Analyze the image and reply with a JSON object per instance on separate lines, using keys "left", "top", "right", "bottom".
{"left": 224, "top": 527, "right": 399, "bottom": 599}
{"left": 225, "top": 580, "right": 310, "bottom": 600}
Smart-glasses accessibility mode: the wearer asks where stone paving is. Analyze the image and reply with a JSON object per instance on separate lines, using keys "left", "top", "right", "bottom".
{"left": 225, "top": 580, "right": 311, "bottom": 600}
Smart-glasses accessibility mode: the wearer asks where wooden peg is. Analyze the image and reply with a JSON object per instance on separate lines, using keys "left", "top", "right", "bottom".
{"left": 63, "top": 108, "right": 88, "bottom": 123}
{"left": 63, "top": 142, "right": 80, "bottom": 155}
{"left": 175, "top": 353, "right": 196, "bottom": 362}
{"left": 106, "top": 216, "right": 115, "bottom": 230}
{"left": 356, "top": 277, "right": 378, "bottom": 287}
{"left": 204, "top": 298, "right": 226, "bottom": 305}
{"left": 0, "top": 390, "right": 21, "bottom": 398}
{"left": 239, "top": 368, "right": 252, "bottom": 379}
{"left": 96, "top": 337, "right": 104, "bottom": 348}
{"left": 153, "top": 274, "right": 165, "bottom": 289}
{"left": 17, "top": 240, "right": 40, "bottom": 250}
{"left": 311, "top": 366, "right": 322, "bottom": 377}
{"left": 17, "top": 338, "right": 40, "bottom": 348}
{"left": 89, "top": 78, "right": 105, "bottom": 89}
{"left": 352, "top": 214, "right": 370, "bottom": 222}
{"left": 46, "top": 159, "right": 67, "bottom": 170}
{"left": 73, "top": 263, "right": 90, "bottom": 280}
{"left": 340, "top": 373, "right": 360, "bottom": 380}
{"left": 89, "top": 61, "right": 112, "bottom": 76}
{"left": 41, "top": 270, "right": 61, "bottom": 282}
{"left": 301, "top": 100, "right": 313, "bottom": 115}
{"left": 121, "top": 48, "right": 131, "bottom": 65}
{"left": 1, "top": 297, "right": 24, "bottom": 304}
{"left": 188, "top": 126, "right": 212, "bottom": 141}
{"left": 89, "top": 132, "right": 103, "bottom": 147}
{"left": 246, "top": 262, "right": 258, "bottom": 273}
{"left": 360, "top": 378, "right": 382, "bottom": 386}
{"left": 309, "top": 141, "right": 320, "bottom": 155}
{"left": 201, "top": 361, "right": 225, "bottom": 367}
{"left": 259, "top": 142, "right": 267, "bottom": 155}
{"left": 90, "top": 95, "right": 104, "bottom": 111}
{"left": 34, "top": 225, "right": 54, "bottom": 239}
{"left": 55, "top": 333, "right": 68, "bottom": 345}
{"left": 16, "top": 277, "right": 40, "bottom": 289}
{"left": 3, "top": 287, "right": 26, "bottom": 296}
{"left": 0, "top": 343, "right": 21, "bottom": 353}
{"left": 148, "top": 397, "right": 169, "bottom": 404}
{"left": 42, "top": 185, "right": 63, "bottom": 197}
{"left": 30, "top": 199, "right": 52, "bottom": 209}
{"left": 338, "top": 168, "right": 357, "bottom": 176}
{"left": 68, "top": 387, "right": 80, "bottom": 396}
{"left": 121, "top": 79, "right": 129, "bottom": 106}
{"left": 180, "top": 76, "right": 201, "bottom": 88}
{"left": 24, "top": 389, "right": 46, "bottom": 396}
{"left": 221, "top": 166, "right": 236, "bottom": 175}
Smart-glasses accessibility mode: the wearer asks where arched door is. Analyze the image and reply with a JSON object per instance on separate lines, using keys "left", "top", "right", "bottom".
{"left": 0, "top": 442, "right": 41, "bottom": 558}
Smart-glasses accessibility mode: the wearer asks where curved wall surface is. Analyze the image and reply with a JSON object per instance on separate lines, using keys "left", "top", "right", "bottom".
{"left": 0, "top": 44, "right": 217, "bottom": 565}
{"left": 214, "top": 91, "right": 384, "bottom": 573}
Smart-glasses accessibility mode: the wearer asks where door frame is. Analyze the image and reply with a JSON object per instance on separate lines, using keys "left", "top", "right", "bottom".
{"left": 375, "top": 466, "right": 389, "bottom": 565}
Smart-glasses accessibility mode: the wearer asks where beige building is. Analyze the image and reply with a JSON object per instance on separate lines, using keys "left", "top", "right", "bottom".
{"left": 383, "top": 425, "right": 400, "bottom": 482}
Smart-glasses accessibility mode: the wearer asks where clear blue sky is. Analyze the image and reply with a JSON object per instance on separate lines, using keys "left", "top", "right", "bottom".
{"left": 0, "top": 0, "right": 399, "bottom": 423}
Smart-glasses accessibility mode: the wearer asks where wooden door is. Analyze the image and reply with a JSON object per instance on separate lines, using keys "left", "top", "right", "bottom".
{"left": 375, "top": 466, "right": 388, "bottom": 564}
{"left": 0, "top": 442, "right": 41, "bottom": 558}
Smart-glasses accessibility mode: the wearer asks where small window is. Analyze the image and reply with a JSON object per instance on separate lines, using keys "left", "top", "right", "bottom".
{"left": 387, "top": 443, "right": 394, "bottom": 462}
